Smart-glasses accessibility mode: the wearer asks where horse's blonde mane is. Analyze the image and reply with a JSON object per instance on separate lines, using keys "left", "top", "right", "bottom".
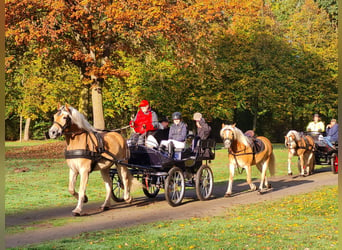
{"left": 221, "top": 125, "right": 249, "bottom": 147}
{"left": 62, "top": 106, "right": 96, "bottom": 132}
{"left": 286, "top": 130, "right": 301, "bottom": 141}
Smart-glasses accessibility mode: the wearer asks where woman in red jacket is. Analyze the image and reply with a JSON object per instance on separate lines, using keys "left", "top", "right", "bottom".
{"left": 129, "top": 100, "right": 159, "bottom": 145}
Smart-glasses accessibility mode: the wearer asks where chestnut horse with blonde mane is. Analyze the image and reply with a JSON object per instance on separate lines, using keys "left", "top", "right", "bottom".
{"left": 284, "top": 130, "right": 315, "bottom": 176}
{"left": 47, "top": 104, "right": 133, "bottom": 216}
{"left": 220, "top": 124, "right": 275, "bottom": 196}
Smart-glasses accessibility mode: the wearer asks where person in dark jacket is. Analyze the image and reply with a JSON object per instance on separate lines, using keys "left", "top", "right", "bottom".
{"left": 324, "top": 119, "right": 338, "bottom": 148}
{"left": 193, "top": 112, "right": 211, "bottom": 140}
{"left": 160, "top": 112, "right": 187, "bottom": 150}
{"left": 192, "top": 112, "right": 211, "bottom": 151}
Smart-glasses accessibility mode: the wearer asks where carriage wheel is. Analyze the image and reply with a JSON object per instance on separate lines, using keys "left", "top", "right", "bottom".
{"left": 195, "top": 165, "right": 214, "bottom": 201}
{"left": 331, "top": 153, "right": 338, "bottom": 174}
{"left": 110, "top": 171, "right": 124, "bottom": 202}
{"left": 142, "top": 175, "right": 160, "bottom": 198}
{"left": 165, "top": 167, "right": 185, "bottom": 207}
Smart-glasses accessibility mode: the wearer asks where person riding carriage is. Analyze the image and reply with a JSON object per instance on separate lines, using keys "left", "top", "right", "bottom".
{"left": 306, "top": 113, "right": 325, "bottom": 140}
{"left": 324, "top": 119, "right": 338, "bottom": 149}
{"left": 128, "top": 100, "right": 159, "bottom": 146}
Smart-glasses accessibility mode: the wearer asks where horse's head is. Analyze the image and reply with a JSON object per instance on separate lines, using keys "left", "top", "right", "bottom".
{"left": 47, "top": 103, "right": 72, "bottom": 139}
{"left": 284, "top": 131, "right": 297, "bottom": 149}
{"left": 220, "top": 124, "right": 236, "bottom": 149}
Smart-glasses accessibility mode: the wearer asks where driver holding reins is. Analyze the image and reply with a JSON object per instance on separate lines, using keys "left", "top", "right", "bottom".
{"left": 129, "top": 100, "right": 159, "bottom": 145}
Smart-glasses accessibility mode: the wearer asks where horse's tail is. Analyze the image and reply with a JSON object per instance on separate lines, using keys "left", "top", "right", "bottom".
{"left": 268, "top": 152, "right": 276, "bottom": 176}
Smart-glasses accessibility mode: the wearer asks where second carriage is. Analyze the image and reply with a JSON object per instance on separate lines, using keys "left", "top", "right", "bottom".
{"left": 110, "top": 139, "right": 216, "bottom": 206}
{"left": 305, "top": 132, "right": 338, "bottom": 174}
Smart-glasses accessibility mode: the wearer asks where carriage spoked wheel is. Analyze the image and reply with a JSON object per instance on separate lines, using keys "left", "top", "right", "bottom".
{"left": 331, "top": 153, "right": 338, "bottom": 174}
{"left": 110, "top": 171, "right": 125, "bottom": 202}
{"left": 195, "top": 165, "right": 214, "bottom": 201}
{"left": 165, "top": 167, "right": 185, "bottom": 207}
{"left": 142, "top": 175, "right": 160, "bottom": 198}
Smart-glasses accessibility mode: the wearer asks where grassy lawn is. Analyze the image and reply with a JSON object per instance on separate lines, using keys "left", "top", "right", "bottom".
{"left": 9, "top": 185, "right": 338, "bottom": 249}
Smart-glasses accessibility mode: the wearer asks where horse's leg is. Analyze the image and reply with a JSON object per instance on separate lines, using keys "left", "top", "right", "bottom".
{"left": 246, "top": 165, "right": 256, "bottom": 191}
{"left": 308, "top": 152, "right": 314, "bottom": 175}
{"left": 305, "top": 152, "right": 314, "bottom": 175}
{"left": 72, "top": 168, "right": 90, "bottom": 216}
{"left": 117, "top": 165, "right": 132, "bottom": 203}
{"left": 287, "top": 152, "right": 293, "bottom": 175}
{"left": 224, "top": 164, "right": 235, "bottom": 197}
{"left": 299, "top": 155, "right": 305, "bottom": 176}
{"left": 258, "top": 160, "right": 269, "bottom": 192}
{"left": 100, "top": 168, "right": 112, "bottom": 211}
{"left": 68, "top": 168, "right": 79, "bottom": 200}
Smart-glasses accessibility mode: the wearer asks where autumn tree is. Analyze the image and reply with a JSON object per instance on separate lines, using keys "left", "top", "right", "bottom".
{"left": 6, "top": 0, "right": 230, "bottom": 129}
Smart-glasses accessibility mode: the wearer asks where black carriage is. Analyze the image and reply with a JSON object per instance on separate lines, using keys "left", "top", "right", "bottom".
{"left": 306, "top": 132, "right": 338, "bottom": 174}
{"left": 110, "top": 139, "right": 216, "bottom": 206}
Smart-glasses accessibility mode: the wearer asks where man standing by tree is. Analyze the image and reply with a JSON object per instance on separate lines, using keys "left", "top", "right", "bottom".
{"left": 129, "top": 100, "right": 159, "bottom": 145}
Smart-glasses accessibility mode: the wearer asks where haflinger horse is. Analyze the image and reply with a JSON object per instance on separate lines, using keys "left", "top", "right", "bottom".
{"left": 220, "top": 124, "right": 275, "bottom": 196}
{"left": 47, "top": 103, "right": 133, "bottom": 216}
{"left": 284, "top": 130, "right": 315, "bottom": 176}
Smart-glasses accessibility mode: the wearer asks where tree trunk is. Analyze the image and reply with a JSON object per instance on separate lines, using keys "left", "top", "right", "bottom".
{"left": 19, "top": 115, "right": 23, "bottom": 142}
{"left": 91, "top": 83, "right": 105, "bottom": 130}
{"left": 23, "top": 118, "right": 31, "bottom": 141}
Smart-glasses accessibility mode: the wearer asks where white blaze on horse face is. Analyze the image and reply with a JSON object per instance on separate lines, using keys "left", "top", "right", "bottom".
{"left": 286, "top": 136, "right": 297, "bottom": 149}
{"left": 48, "top": 111, "right": 67, "bottom": 139}
{"left": 222, "top": 130, "right": 232, "bottom": 148}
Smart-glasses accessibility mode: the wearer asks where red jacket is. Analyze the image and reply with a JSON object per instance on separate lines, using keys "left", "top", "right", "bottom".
{"left": 130, "top": 109, "right": 156, "bottom": 134}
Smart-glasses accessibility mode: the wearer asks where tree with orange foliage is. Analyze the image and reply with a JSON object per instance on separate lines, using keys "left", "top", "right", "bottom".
{"left": 6, "top": 0, "right": 230, "bottom": 129}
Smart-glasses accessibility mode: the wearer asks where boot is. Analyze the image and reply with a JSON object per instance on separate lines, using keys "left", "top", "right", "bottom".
{"left": 168, "top": 141, "right": 175, "bottom": 158}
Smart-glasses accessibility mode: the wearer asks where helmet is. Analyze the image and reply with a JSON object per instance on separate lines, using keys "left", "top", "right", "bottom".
{"left": 172, "top": 112, "right": 182, "bottom": 120}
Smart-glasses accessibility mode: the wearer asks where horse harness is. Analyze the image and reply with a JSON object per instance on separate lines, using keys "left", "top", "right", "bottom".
{"left": 293, "top": 135, "right": 314, "bottom": 152}
{"left": 64, "top": 131, "right": 122, "bottom": 173}
{"left": 228, "top": 137, "right": 265, "bottom": 174}
{"left": 51, "top": 108, "right": 125, "bottom": 172}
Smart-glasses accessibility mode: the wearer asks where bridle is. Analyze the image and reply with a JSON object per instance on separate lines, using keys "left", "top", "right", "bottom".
{"left": 221, "top": 127, "right": 234, "bottom": 147}
{"left": 285, "top": 135, "right": 296, "bottom": 149}
{"left": 53, "top": 112, "right": 72, "bottom": 134}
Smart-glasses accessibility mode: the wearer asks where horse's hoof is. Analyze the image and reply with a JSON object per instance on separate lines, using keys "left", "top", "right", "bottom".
{"left": 125, "top": 197, "right": 133, "bottom": 204}
{"left": 224, "top": 193, "right": 231, "bottom": 198}
{"left": 84, "top": 195, "right": 88, "bottom": 203}
{"left": 288, "top": 173, "right": 293, "bottom": 176}
{"left": 100, "top": 206, "right": 110, "bottom": 211}
{"left": 267, "top": 184, "right": 272, "bottom": 189}
{"left": 72, "top": 212, "right": 81, "bottom": 216}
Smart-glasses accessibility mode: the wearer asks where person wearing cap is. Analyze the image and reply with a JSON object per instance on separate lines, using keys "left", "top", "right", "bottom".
{"left": 129, "top": 100, "right": 159, "bottom": 145}
{"left": 193, "top": 112, "right": 211, "bottom": 140}
{"left": 324, "top": 119, "right": 338, "bottom": 149}
{"left": 192, "top": 112, "right": 211, "bottom": 151}
{"left": 160, "top": 112, "right": 187, "bottom": 153}
{"left": 306, "top": 114, "right": 325, "bottom": 133}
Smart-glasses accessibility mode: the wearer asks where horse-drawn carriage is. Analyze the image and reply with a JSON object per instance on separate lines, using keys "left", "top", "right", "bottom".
{"left": 305, "top": 132, "right": 338, "bottom": 174}
{"left": 110, "top": 139, "right": 216, "bottom": 206}
{"left": 47, "top": 104, "right": 216, "bottom": 215}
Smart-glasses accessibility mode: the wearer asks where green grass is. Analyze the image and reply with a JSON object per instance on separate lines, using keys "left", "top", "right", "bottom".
{"left": 9, "top": 185, "right": 338, "bottom": 249}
